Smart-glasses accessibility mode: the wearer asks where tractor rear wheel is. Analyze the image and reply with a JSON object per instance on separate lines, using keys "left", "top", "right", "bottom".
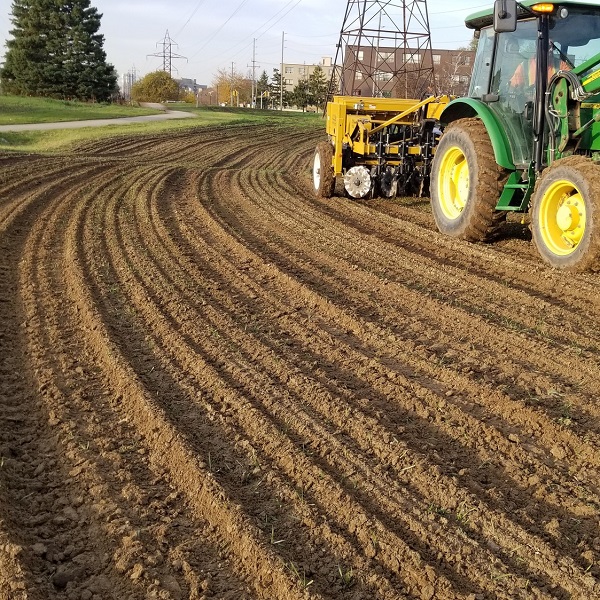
{"left": 313, "top": 141, "right": 335, "bottom": 198}
{"left": 530, "top": 155, "right": 600, "bottom": 271}
{"left": 430, "top": 118, "right": 507, "bottom": 241}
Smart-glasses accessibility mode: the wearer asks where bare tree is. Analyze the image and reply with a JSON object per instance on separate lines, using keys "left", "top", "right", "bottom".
{"left": 434, "top": 49, "right": 471, "bottom": 97}
{"left": 212, "top": 67, "right": 252, "bottom": 106}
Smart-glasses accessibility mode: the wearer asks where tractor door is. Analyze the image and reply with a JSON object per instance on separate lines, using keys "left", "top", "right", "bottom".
{"left": 469, "top": 20, "right": 538, "bottom": 167}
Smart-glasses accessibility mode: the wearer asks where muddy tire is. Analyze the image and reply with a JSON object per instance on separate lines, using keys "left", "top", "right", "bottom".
{"left": 313, "top": 141, "right": 336, "bottom": 198}
{"left": 430, "top": 118, "right": 507, "bottom": 241}
{"left": 530, "top": 155, "right": 600, "bottom": 271}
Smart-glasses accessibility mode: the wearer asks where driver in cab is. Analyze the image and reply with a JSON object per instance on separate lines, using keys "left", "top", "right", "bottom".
{"left": 509, "top": 41, "right": 571, "bottom": 97}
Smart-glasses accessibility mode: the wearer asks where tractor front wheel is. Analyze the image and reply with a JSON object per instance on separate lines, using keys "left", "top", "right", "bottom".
{"left": 430, "top": 118, "right": 507, "bottom": 241}
{"left": 313, "top": 141, "right": 336, "bottom": 198}
{"left": 531, "top": 156, "right": 600, "bottom": 271}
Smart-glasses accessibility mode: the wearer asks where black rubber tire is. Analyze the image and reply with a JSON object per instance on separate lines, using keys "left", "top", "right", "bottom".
{"left": 430, "top": 118, "right": 508, "bottom": 241}
{"left": 313, "top": 141, "right": 336, "bottom": 198}
{"left": 530, "top": 155, "right": 600, "bottom": 271}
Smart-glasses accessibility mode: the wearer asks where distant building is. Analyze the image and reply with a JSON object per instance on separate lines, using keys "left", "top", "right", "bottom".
{"left": 281, "top": 57, "right": 335, "bottom": 91}
{"left": 175, "top": 78, "right": 207, "bottom": 93}
{"left": 341, "top": 46, "right": 475, "bottom": 98}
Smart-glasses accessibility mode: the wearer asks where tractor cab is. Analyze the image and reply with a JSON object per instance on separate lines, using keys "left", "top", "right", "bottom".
{"left": 431, "top": 1, "right": 600, "bottom": 270}
{"left": 466, "top": 1, "right": 600, "bottom": 168}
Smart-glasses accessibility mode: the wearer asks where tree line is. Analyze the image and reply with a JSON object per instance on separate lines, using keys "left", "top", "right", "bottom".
{"left": 210, "top": 65, "right": 331, "bottom": 110}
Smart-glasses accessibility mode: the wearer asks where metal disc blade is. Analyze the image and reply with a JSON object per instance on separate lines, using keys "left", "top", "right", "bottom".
{"left": 344, "top": 166, "right": 371, "bottom": 199}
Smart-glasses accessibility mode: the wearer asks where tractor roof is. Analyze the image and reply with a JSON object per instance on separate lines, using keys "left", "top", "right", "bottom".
{"left": 465, "top": 1, "right": 600, "bottom": 30}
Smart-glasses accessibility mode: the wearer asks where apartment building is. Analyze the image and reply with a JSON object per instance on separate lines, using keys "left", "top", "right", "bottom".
{"left": 341, "top": 46, "right": 475, "bottom": 98}
{"left": 281, "top": 56, "right": 336, "bottom": 89}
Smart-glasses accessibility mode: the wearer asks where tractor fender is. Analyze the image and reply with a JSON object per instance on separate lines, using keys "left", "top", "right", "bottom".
{"left": 439, "top": 98, "right": 515, "bottom": 170}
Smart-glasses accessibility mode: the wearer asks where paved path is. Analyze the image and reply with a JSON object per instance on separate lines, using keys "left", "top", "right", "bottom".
{"left": 0, "top": 110, "right": 195, "bottom": 133}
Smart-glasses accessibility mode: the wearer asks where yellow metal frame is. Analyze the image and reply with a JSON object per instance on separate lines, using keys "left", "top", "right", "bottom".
{"left": 325, "top": 95, "right": 451, "bottom": 175}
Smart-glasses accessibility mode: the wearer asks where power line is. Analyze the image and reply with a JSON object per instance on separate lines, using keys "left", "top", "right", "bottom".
{"left": 256, "top": 0, "right": 303, "bottom": 40}
{"left": 203, "top": 0, "right": 300, "bottom": 65}
{"left": 174, "top": 0, "right": 209, "bottom": 37}
{"left": 251, "top": 0, "right": 298, "bottom": 40}
{"left": 432, "top": 3, "right": 488, "bottom": 14}
{"left": 188, "top": 0, "right": 251, "bottom": 59}
{"left": 432, "top": 24, "right": 469, "bottom": 29}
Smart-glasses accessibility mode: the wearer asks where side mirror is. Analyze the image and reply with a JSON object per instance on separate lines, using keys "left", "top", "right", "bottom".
{"left": 494, "top": 0, "right": 517, "bottom": 32}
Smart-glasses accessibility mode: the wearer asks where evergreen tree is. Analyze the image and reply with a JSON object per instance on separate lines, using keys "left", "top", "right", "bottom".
{"left": 290, "top": 79, "right": 309, "bottom": 111}
{"left": 256, "top": 70, "right": 270, "bottom": 108}
{"left": 1, "top": 0, "right": 50, "bottom": 96}
{"left": 1, "top": 0, "right": 117, "bottom": 101}
{"left": 270, "top": 68, "right": 290, "bottom": 109}
{"left": 307, "top": 65, "right": 328, "bottom": 110}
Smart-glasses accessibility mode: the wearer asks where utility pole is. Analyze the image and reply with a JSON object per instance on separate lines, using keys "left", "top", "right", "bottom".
{"left": 280, "top": 31, "right": 285, "bottom": 111}
{"left": 252, "top": 38, "right": 257, "bottom": 108}
{"left": 230, "top": 61, "right": 234, "bottom": 107}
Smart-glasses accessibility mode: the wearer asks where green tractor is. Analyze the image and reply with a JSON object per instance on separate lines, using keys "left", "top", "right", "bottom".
{"left": 431, "top": 0, "right": 600, "bottom": 270}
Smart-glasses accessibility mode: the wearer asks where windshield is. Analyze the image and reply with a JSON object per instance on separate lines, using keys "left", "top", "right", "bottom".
{"left": 549, "top": 6, "right": 600, "bottom": 66}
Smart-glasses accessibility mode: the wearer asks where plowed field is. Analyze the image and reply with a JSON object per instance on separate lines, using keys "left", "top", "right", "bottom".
{"left": 1, "top": 121, "right": 600, "bottom": 600}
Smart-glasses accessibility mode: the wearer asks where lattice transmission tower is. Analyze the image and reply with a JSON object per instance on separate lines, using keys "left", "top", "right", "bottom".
{"left": 148, "top": 30, "right": 187, "bottom": 76}
{"left": 330, "top": 0, "right": 436, "bottom": 99}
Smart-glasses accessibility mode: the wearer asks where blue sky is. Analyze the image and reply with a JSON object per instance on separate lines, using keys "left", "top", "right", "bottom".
{"left": 0, "top": 1, "right": 489, "bottom": 87}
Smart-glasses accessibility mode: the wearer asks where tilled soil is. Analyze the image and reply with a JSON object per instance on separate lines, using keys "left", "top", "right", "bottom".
{"left": 1, "top": 122, "right": 599, "bottom": 600}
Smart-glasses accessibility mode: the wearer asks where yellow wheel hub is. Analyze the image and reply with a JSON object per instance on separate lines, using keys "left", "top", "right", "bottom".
{"left": 437, "top": 146, "right": 469, "bottom": 219}
{"left": 539, "top": 179, "right": 586, "bottom": 256}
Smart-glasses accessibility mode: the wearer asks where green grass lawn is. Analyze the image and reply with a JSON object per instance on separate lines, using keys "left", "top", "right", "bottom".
{"left": 0, "top": 95, "right": 162, "bottom": 125}
{"left": 0, "top": 106, "right": 323, "bottom": 153}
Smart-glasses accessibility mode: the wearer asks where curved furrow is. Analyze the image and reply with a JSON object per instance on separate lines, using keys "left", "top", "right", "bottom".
{"left": 218, "top": 164, "right": 598, "bottom": 440}
{"left": 157, "top": 169, "right": 596, "bottom": 596}
{"left": 242, "top": 129, "right": 322, "bottom": 173}
{"left": 138, "top": 130, "right": 281, "bottom": 167}
{"left": 2, "top": 163, "right": 162, "bottom": 599}
{"left": 158, "top": 221, "right": 592, "bottom": 600}
{"left": 231, "top": 168, "right": 600, "bottom": 432}
{"left": 64, "top": 165, "right": 321, "bottom": 600}
{"left": 171, "top": 124, "right": 299, "bottom": 170}
{"left": 278, "top": 168, "right": 600, "bottom": 352}
{"left": 248, "top": 180, "right": 600, "bottom": 472}
{"left": 206, "top": 162, "right": 600, "bottom": 476}
{"left": 190, "top": 165, "right": 600, "bottom": 584}
{"left": 154, "top": 175, "right": 584, "bottom": 600}
{"left": 266, "top": 173, "right": 594, "bottom": 384}
{"left": 303, "top": 178, "right": 600, "bottom": 319}
{"left": 0, "top": 162, "right": 78, "bottom": 598}
{"left": 75, "top": 129, "right": 224, "bottom": 157}
{"left": 76, "top": 129, "right": 222, "bottom": 160}
{"left": 135, "top": 173, "right": 530, "bottom": 598}
{"left": 209, "top": 157, "right": 593, "bottom": 452}
{"left": 99, "top": 169, "right": 427, "bottom": 599}
{"left": 21, "top": 163, "right": 255, "bottom": 599}
{"left": 0, "top": 160, "right": 102, "bottom": 229}
{"left": 206, "top": 128, "right": 312, "bottom": 172}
